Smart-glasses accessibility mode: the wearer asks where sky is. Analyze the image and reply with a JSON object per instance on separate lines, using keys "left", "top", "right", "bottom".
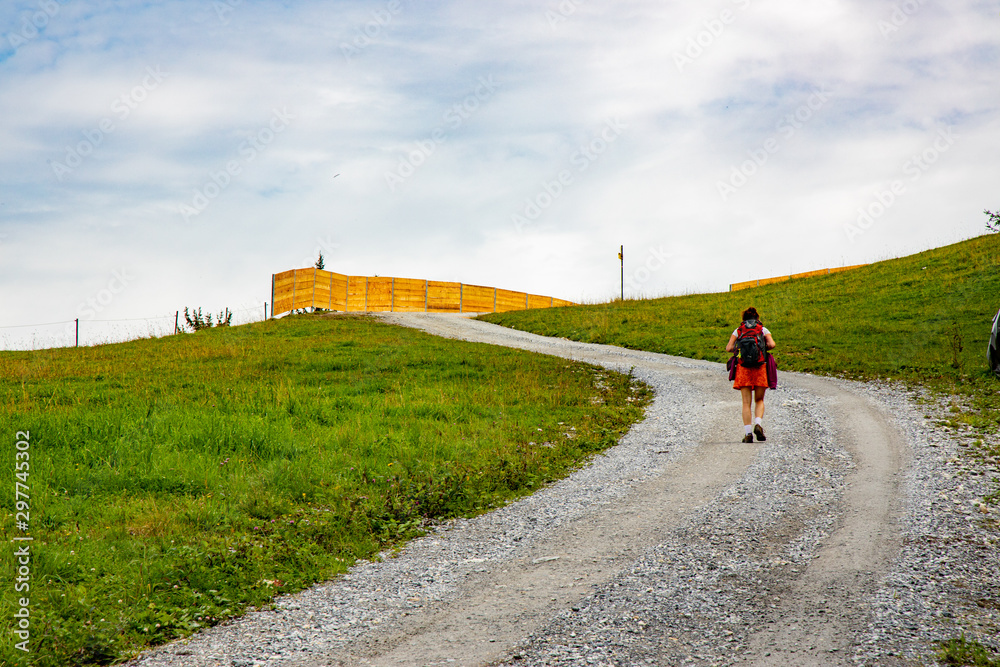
{"left": 1, "top": 0, "right": 998, "bottom": 349}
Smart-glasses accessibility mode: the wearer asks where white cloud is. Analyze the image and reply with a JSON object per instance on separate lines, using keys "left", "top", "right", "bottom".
{"left": 0, "top": 0, "right": 997, "bottom": 346}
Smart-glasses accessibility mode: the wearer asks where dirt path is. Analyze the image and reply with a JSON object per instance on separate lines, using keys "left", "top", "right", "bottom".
{"left": 289, "top": 314, "right": 906, "bottom": 666}
{"left": 739, "top": 374, "right": 905, "bottom": 665}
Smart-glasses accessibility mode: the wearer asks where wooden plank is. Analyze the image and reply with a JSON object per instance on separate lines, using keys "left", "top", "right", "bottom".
{"left": 790, "top": 268, "right": 828, "bottom": 280}
{"left": 427, "top": 281, "right": 462, "bottom": 313}
{"left": 272, "top": 297, "right": 294, "bottom": 316}
{"left": 732, "top": 264, "right": 868, "bottom": 291}
{"left": 346, "top": 276, "right": 367, "bottom": 312}
{"left": 829, "top": 264, "right": 867, "bottom": 274}
{"left": 495, "top": 288, "right": 528, "bottom": 313}
{"left": 290, "top": 269, "right": 313, "bottom": 311}
{"left": 392, "top": 277, "right": 427, "bottom": 312}
{"left": 366, "top": 277, "right": 393, "bottom": 311}
{"left": 314, "top": 282, "right": 332, "bottom": 309}
{"left": 461, "top": 284, "right": 495, "bottom": 312}
{"left": 273, "top": 277, "right": 296, "bottom": 294}
{"left": 273, "top": 282, "right": 296, "bottom": 299}
{"left": 274, "top": 267, "right": 577, "bottom": 314}
{"left": 527, "top": 294, "right": 551, "bottom": 310}
{"left": 756, "top": 275, "right": 790, "bottom": 288}
{"left": 330, "top": 272, "right": 349, "bottom": 310}
{"left": 311, "top": 269, "right": 331, "bottom": 310}
{"left": 273, "top": 269, "right": 296, "bottom": 287}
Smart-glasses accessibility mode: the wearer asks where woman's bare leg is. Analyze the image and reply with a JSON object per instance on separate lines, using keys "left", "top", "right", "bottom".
{"left": 741, "top": 387, "right": 754, "bottom": 425}
{"left": 754, "top": 387, "right": 766, "bottom": 420}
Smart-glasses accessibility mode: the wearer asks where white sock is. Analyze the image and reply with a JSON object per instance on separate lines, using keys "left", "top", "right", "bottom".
{"left": 744, "top": 424, "right": 753, "bottom": 435}
{"left": 754, "top": 418, "right": 762, "bottom": 426}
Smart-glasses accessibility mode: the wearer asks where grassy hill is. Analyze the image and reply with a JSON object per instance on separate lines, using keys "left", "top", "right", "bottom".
{"left": 484, "top": 234, "right": 1000, "bottom": 431}
{"left": 0, "top": 315, "right": 649, "bottom": 666}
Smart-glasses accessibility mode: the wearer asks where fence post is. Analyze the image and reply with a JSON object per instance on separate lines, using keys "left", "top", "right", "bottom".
{"left": 175, "top": 310, "right": 179, "bottom": 333}
{"left": 271, "top": 274, "right": 275, "bottom": 317}
{"left": 75, "top": 318, "right": 79, "bottom": 347}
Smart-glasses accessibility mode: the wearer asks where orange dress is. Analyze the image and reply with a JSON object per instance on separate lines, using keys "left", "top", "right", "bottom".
{"left": 733, "top": 361, "right": 768, "bottom": 389}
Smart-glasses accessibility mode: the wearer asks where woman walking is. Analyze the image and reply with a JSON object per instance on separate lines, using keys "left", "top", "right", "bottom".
{"left": 726, "top": 307, "right": 776, "bottom": 443}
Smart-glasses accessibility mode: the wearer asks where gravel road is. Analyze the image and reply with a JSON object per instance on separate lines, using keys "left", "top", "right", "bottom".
{"left": 130, "top": 314, "right": 999, "bottom": 667}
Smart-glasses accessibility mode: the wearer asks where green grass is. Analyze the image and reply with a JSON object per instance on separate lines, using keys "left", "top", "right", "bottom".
{"left": 938, "top": 635, "right": 1000, "bottom": 666}
{"left": 0, "top": 314, "right": 650, "bottom": 666}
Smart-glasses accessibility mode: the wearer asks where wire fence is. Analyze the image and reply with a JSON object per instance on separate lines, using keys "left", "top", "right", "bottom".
{"left": 0, "top": 303, "right": 270, "bottom": 352}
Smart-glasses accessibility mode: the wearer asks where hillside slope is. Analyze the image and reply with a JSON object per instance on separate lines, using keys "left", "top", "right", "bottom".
{"left": 486, "top": 234, "right": 1000, "bottom": 379}
{"left": 484, "top": 234, "right": 1000, "bottom": 433}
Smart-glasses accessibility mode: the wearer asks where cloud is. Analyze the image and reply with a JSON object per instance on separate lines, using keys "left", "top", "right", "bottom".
{"left": 0, "top": 0, "right": 997, "bottom": 346}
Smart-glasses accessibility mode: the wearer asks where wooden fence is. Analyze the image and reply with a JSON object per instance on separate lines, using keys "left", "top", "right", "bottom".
{"left": 271, "top": 268, "right": 575, "bottom": 316}
{"left": 729, "top": 264, "right": 867, "bottom": 292}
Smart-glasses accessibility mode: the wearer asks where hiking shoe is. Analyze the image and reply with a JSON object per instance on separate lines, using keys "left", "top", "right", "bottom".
{"left": 742, "top": 433, "right": 754, "bottom": 443}
{"left": 754, "top": 424, "right": 766, "bottom": 442}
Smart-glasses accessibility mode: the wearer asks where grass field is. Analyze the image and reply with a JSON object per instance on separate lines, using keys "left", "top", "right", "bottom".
{"left": 0, "top": 314, "right": 650, "bottom": 666}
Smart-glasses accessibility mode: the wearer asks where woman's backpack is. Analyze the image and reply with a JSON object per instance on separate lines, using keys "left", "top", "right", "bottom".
{"left": 736, "top": 319, "right": 767, "bottom": 368}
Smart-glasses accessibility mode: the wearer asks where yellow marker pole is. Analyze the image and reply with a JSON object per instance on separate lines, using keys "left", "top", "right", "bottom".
{"left": 618, "top": 245, "right": 624, "bottom": 301}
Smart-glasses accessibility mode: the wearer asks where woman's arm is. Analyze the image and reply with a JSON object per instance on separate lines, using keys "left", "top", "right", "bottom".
{"left": 725, "top": 334, "right": 737, "bottom": 353}
{"left": 765, "top": 333, "right": 776, "bottom": 350}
